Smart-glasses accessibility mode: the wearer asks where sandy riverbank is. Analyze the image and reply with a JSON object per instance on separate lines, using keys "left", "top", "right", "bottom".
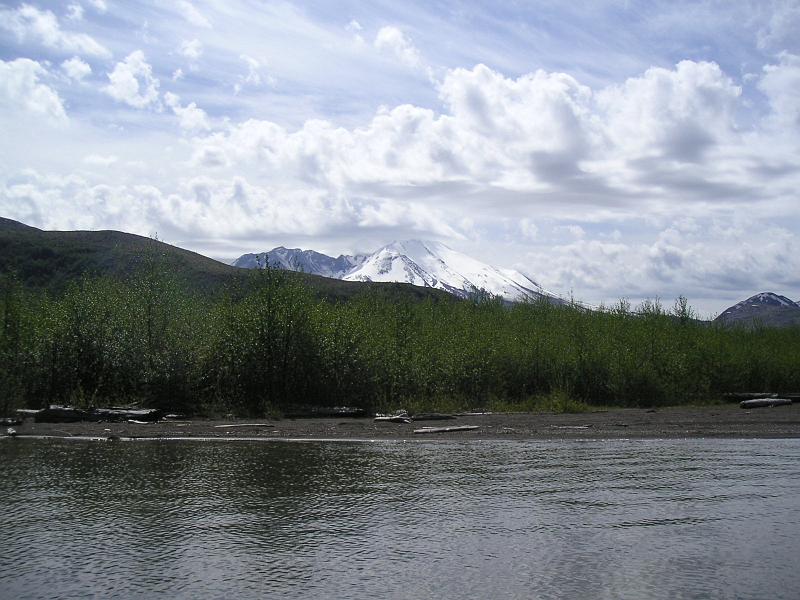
{"left": 4, "top": 403, "right": 800, "bottom": 441}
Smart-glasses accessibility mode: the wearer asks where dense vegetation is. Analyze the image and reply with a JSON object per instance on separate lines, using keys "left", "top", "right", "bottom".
{"left": 2, "top": 256, "right": 799, "bottom": 418}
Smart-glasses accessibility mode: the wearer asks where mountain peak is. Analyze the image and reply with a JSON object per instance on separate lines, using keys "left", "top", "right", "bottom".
{"left": 724, "top": 292, "right": 799, "bottom": 312}
{"left": 716, "top": 291, "right": 800, "bottom": 327}
{"left": 342, "top": 240, "right": 557, "bottom": 302}
{"left": 233, "top": 240, "right": 560, "bottom": 303}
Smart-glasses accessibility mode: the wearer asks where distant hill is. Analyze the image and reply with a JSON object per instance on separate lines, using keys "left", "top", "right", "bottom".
{"left": 715, "top": 292, "right": 800, "bottom": 328}
{"left": 0, "top": 218, "right": 453, "bottom": 303}
{"left": 0, "top": 217, "right": 236, "bottom": 294}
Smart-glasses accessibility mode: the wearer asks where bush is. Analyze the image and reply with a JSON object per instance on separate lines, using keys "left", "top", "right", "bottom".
{"left": 4, "top": 264, "right": 799, "bottom": 415}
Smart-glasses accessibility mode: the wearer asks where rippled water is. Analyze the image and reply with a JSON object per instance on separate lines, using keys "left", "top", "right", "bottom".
{"left": 1, "top": 438, "right": 799, "bottom": 599}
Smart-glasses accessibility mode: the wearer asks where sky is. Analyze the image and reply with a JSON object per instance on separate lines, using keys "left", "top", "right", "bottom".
{"left": 1, "top": 0, "right": 799, "bottom": 316}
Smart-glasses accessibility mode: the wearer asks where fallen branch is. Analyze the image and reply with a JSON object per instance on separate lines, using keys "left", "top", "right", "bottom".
{"left": 740, "top": 398, "right": 792, "bottom": 409}
{"left": 413, "top": 425, "right": 478, "bottom": 434}
{"left": 212, "top": 423, "right": 275, "bottom": 428}
{"left": 374, "top": 416, "right": 412, "bottom": 423}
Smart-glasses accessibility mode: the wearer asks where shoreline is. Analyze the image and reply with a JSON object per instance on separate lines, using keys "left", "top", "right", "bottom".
{"left": 4, "top": 404, "right": 800, "bottom": 441}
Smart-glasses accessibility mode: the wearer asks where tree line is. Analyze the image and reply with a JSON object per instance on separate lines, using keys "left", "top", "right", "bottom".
{"left": 1, "top": 260, "right": 798, "bottom": 417}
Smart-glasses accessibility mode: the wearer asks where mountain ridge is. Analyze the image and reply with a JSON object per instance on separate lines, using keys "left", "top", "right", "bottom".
{"left": 715, "top": 292, "right": 800, "bottom": 328}
{"left": 236, "top": 239, "right": 563, "bottom": 303}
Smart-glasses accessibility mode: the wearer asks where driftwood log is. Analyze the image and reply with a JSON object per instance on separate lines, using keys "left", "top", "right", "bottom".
{"left": 413, "top": 425, "right": 479, "bottom": 434}
{"left": 213, "top": 423, "right": 275, "bottom": 428}
{"left": 740, "top": 398, "right": 792, "bottom": 409}
{"left": 374, "top": 416, "right": 413, "bottom": 423}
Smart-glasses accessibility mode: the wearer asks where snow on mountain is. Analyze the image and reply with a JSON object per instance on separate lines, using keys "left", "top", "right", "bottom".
{"left": 233, "top": 247, "right": 366, "bottom": 278}
{"left": 715, "top": 292, "right": 800, "bottom": 327}
{"left": 234, "top": 240, "right": 559, "bottom": 303}
{"left": 719, "top": 292, "right": 799, "bottom": 316}
{"left": 343, "top": 240, "right": 558, "bottom": 302}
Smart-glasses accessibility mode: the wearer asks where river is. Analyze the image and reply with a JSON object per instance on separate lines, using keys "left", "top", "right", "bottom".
{"left": 1, "top": 437, "right": 798, "bottom": 599}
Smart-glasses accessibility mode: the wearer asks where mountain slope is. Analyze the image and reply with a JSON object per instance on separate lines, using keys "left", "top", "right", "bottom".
{"left": 233, "top": 247, "right": 366, "bottom": 278}
{"left": 715, "top": 292, "right": 800, "bottom": 328}
{"left": 342, "top": 240, "right": 560, "bottom": 302}
{"left": 0, "top": 218, "right": 452, "bottom": 303}
{"left": 0, "top": 217, "right": 236, "bottom": 293}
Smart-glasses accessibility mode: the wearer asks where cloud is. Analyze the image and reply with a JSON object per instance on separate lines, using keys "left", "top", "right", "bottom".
{"left": 241, "top": 54, "right": 262, "bottom": 85}
{"left": 164, "top": 92, "right": 211, "bottom": 131}
{"left": 183, "top": 59, "right": 799, "bottom": 223}
{"left": 374, "top": 26, "right": 423, "bottom": 69}
{"left": 0, "top": 4, "right": 110, "bottom": 58}
{"left": 0, "top": 58, "right": 67, "bottom": 123}
{"left": 346, "top": 19, "right": 365, "bottom": 44}
{"left": 66, "top": 4, "right": 84, "bottom": 22}
{"left": 518, "top": 218, "right": 538, "bottom": 240}
{"left": 179, "top": 38, "right": 203, "bottom": 60}
{"left": 104, "top": 51, "right": 160, "bottom": 108}
{"left": 61, "top": 56, "right": 92, "bottom": 81}
{"left": 82, "top": 154, "right": 118, "bottom": 167}
{"left": 178, "top": 1, "right": 212, "bottom": 29}
{"left": 86, "top": 0, "right": 108, "bottom": 13}
{"left": 757, "top": 1, "right": 800, "bottom": 51}
{"left": 598, "top": 60, "right": 741, "bottom": 163}
{"left": 0, "top": 169, "right": 458, "bottom": 247}
{"left": 521, "top": 220, "right": 800, "bottom": 312}
{"left": 234, "top": 54, "right": 273, "bottom": 93}
{"left": 759, "top": 52, "right": 800, "bottom": 127}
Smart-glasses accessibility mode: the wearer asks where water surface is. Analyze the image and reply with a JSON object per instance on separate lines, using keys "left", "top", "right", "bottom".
{"left": 1, "top": 438, "right": 798, "bottom": 599}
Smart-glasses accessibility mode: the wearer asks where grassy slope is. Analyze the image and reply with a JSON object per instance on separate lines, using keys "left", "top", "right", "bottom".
{"left": 0, "top": 217, "right": 452, "bottom": 303}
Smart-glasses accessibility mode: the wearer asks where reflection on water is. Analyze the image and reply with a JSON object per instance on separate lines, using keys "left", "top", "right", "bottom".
{"left": 1, "top": 438, "right": 799, "bottom": 599}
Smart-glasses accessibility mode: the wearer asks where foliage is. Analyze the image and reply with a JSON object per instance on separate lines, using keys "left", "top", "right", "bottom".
{"left": 2, "top": 262, "right": 800, "bottom": 416}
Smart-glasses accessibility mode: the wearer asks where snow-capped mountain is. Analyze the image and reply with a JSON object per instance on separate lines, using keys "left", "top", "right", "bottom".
{"left": 233, "top": 247, "right": 366, "bottom": 279}
{"left": 716, "top": 292, "right": 800, "bottom": 327}
{"left": 343, "top": 240, "right": 557, "bottom": 302}
{"left": 719, "top": 292, "right": 799, "bottom": 315}
{"left": 233, "top": 240, "right": 560, "bottom": 303}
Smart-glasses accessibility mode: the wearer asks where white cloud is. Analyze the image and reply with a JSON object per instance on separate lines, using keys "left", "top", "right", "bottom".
{"left": 104, "top": 51, "right": 160, "bottom": 109}
{"left": 522, "top": 221, "right": 800, "bottom": 313}
{"left": 172, "top": 68, "right": 184, "bottom": 81}
{"left": 61, "top": 56, "right": 92, "bottom": 81}
{"left": 241, "top": 54, "right": 262, "bottom": 85}
{"left": 82, "top": 154, "right": 118, "bottom": 167}
{"left": 0, "top": 58, "right": 67, "bottom": 123}
{"left": 598, "top": 60, "right": 741, "bottom": 163}
{"left": 234, "top": 54, "right": 274, "bottom": 93}
{"left": 374, "top": 26, "right": 422, "bottom": 69}
{"left": 346, "top": 19, "right": 365, "bottom": 44}
{"left": 164, "top": 92, "right": 210, "bottom": 131}
{"left": 86, "top": 0, "right": 108, "bottom": 13}
{"left": 183, "top": 59, "right": 796, "bottom": 218}
{"left": 759, "top": 52, "right": 800, "bottom": 127}
{"left": 0, "top": 4, "right": 110, "bottom": 58}
{"left": 519, "top": 218, "right": 538, "bottom": 240}
{"left": 179, "top": 38, "right": 203, "bottom": 60}
{"left": 178, "top": 1, "right": 212, "bottom": 29}
{"left": 757, "top": 2, "right": 800, "bottom": 51}
{"left": 66, "top": 4, "right": 84, "bottom": 21}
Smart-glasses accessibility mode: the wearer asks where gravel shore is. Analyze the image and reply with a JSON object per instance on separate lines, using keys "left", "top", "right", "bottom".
{"left": 5, "top": 403, "right": 800, "bottom": 441}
